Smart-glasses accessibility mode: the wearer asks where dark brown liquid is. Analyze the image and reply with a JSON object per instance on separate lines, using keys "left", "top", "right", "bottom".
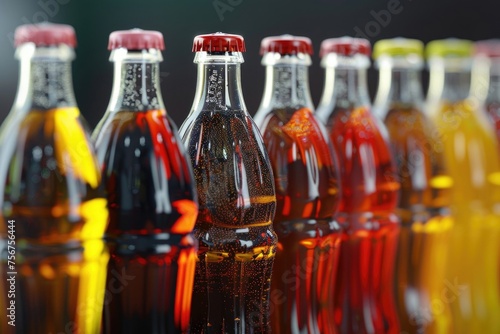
{"left": 257, "top": 108, "right": 342, "bottom": 334}
{"left": 181, "top": 110, "right": 277, "bottom": 334}
{"left": 103, "top": 235, "right": 196, "bottom": 334}
{"left": 93, "top": 109, "right": 198, "bottom": 333}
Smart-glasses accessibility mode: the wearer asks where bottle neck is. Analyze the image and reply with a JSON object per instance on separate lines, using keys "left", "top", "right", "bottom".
{"left": 258, "top": 54, "right": 314, "bottom": 111}
{"left": 318, "top": 54, "right": 371, "bottom": 112}
{"left": 427, "top": 58, "right": 472, "bottom": 103}
{"left": 13, "top": 44, "right": 76, "bottom": 111}
{"left": 107, "top": 49, "right": 165, "bottom": 112}
{"left": 374, "top": 65, "right": 424, "bottom": 109}
{"left": 486, "top": 59, "right": 500, "bottom": 104}
{"left": 319, "top": 66, "right": 370, "bottom": 109}
{"left": 190, "top": 52, "right": 246, "bottom": 113}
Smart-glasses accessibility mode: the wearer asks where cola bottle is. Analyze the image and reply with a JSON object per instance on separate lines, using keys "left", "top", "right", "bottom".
{"left": 92, "top": 29, "right": 198, "bottom": 334}
{"left": 179, "top": 32, "right": 278, "bottom": 333}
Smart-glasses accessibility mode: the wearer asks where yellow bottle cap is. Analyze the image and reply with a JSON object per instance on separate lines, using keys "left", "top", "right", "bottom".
{"left": 426, "top": 38, "right": 473, "bottom": 58}
{"left": 373, "top": 38, "right": 424, "bottom": 59}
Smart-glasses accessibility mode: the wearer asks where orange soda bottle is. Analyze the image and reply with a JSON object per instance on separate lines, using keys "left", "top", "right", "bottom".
{"left": 253, "top": 35, "right": 343, "bottom": 334}
{"left": 316, "top": 37, "right": 401, "bottom": 334}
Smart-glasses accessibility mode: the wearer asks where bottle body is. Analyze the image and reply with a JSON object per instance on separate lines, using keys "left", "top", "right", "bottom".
{"left": 180, "top": 50, "right": 277, "bottom": 333}
{"left": 254, "top": 49, "right": 342, "bottom": 334}
{"left": 0, "top": 43, "right": 108, "bottom": 334}
{"left": 428, "top": 98, "right": 500, "bottom": 333}
{"left": 319, "top": 105, "right": 400, "bottom": 334}
{"left": 93, "top": 43, "right": 198, "bottom": 334}
{"left": 373, "top": 49, "right": 454, "bottom": 334}
{"left": 94, "top": 110, "right": 198, "bottom": 334}
{"left": 381, "top": 104, "right": 453, "bottom": 334}
{"left": 316, "top": 45, "right": 400, "bottom": 334}
{"left": 426, "top": 42, "right": 500, "bottom": 332}
{"left": 256, "top": 106, "right": 342, "bottom": 334}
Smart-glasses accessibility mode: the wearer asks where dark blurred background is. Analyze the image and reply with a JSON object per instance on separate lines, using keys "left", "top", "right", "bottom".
{"left": 1, "top": 0, "right": 499, "bottom": 128}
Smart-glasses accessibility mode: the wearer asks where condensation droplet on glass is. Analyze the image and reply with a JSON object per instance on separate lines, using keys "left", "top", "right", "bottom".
{"left": 33, "top": 146, "right": 43, "bottom": 160}
{"left": 44, "top": 145, "right": 54, "bottom": 156}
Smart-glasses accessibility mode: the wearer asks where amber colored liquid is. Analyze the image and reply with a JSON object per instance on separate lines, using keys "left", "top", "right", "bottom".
{"left": 93, "top": 109, "right": 198, "bottom": 333}
{"left": 324, "top": 106, "right": 400, "bottom": 334}
{"left": 0, "top": 107, "right": 109, "bottom": 334}
{"left": 257, "top": 108, "right": 342, "bottom": 334}
{"left": 432, "top": 100, "right": 500, "bottom": 334}
{"left": 181, "top": 110, "right": 277, "bottom": 334}
{"left": 384, "top": 106, "right": 453, "bottom": 334}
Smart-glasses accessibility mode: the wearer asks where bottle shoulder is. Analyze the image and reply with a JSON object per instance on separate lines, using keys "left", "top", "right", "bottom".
{"left": 0, "top": 107, "right": 107, "bottom": 241}
{"left": 92, "top": 109, "right": 198, "bottom": 235}
{"left": 383, "top": 106, "right": 440, "bottom": 143}
{"left": 325, "top": 106, "right": 399, "bottom": 213}
{"left": 0, "top": 107, "right": 101, "bottom": 190}
{"left": 256, "top": 107, "right": 342, "bottom": 222}
{"left": 430, "top": 99, "right": 500, "bottom": 151}
{"left": 181, "top": 109, "right": 270, "bottom": 160}
{"left": 93, "top": 109, "right": 195, "bottom": 192}
{"left": 257, "top": 107, "right": 339, "bottom": 182}
{"left": 326, "top": 106, "right": 392, "bottom": 151}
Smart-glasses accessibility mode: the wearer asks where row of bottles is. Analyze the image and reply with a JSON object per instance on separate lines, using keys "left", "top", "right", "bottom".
{"left": 1, "top": 22, "right": 500, "bottom": 334}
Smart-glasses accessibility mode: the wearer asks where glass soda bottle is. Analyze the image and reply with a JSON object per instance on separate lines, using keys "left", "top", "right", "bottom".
{"left": 315, "top": 37, "right": 401, "bottom": 334}
{"left": 474, "top": 40, "right": 500, "bottom": 143}
{"left": 92, "top": 29, "right": 198, "bottom": 334}
{"left": 0, "top": 23, "right": 108, "bottom": 334}
{"left": 253, "top": 35, "right": 342, "bottom": 334}
{"left": 178, "top": 33, "right": 278, "bottom": 333}
{"left": 372, "top": 38, "right": 453, "bottom": 334}
{"left": 426, "top": 39, "right": 500, "bottom": 334}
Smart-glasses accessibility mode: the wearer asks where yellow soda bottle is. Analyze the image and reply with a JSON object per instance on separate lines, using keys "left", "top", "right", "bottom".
{"left": 0, "top": 24, "right": 109, "bottom": 334}
{"left": 426, "top": 39, "right": 500, "bottom": 334}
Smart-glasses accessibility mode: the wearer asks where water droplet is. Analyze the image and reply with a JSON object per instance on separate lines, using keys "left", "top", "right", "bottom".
{"left": 32, "top": 146, "right": 43, "bottom": 160}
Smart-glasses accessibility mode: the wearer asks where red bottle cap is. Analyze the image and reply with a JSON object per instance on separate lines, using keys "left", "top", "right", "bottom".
{"left": 108, "top": 28, "right": 164, "bottom": 51}
{"left": 475, "top": 39, "right": 500, "bottom": 58}
{"left": 192, "top": 32, "right": 245, "bottom": 53}
{"left": 320, "top": 37, "right": 371, "bottom": 57}
{"left": 14, "top": 23, "right": 76, "bottom": 47}
{"left": 260, "top": 35, "right": 313, "bottom": 55}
